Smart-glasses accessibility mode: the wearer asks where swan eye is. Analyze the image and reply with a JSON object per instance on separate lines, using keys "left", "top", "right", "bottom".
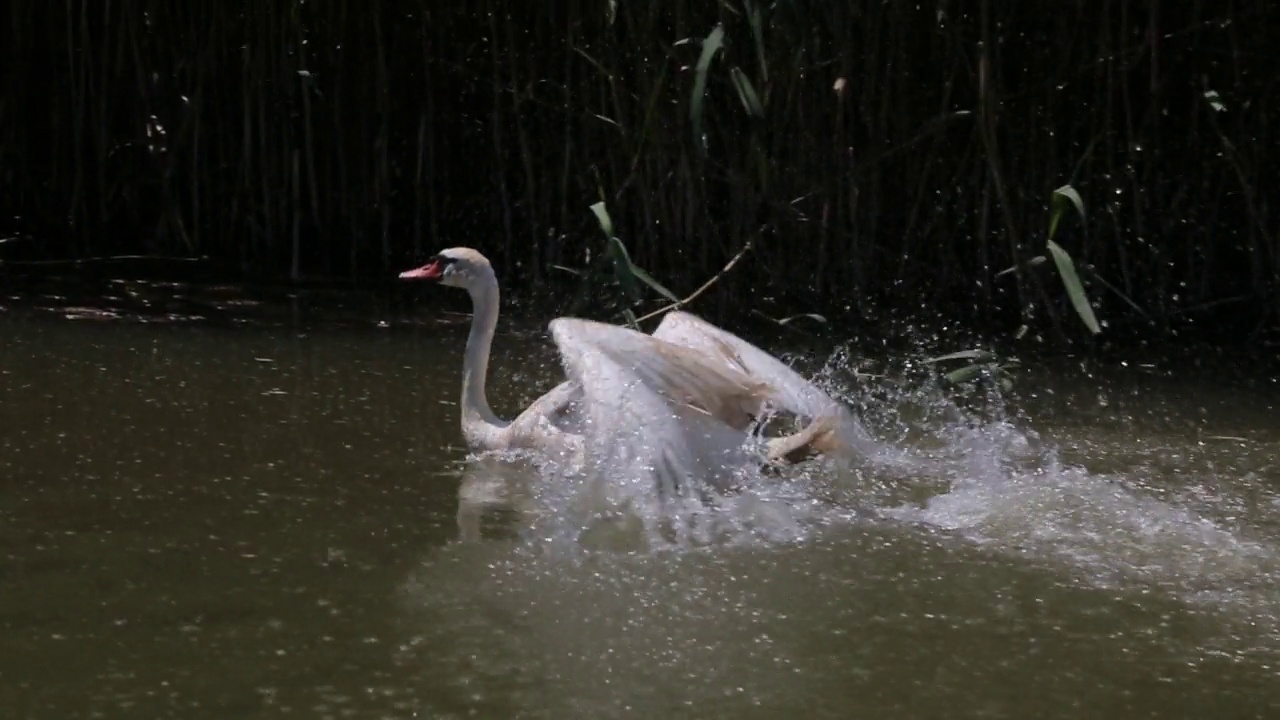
{"left": 432, "top": 254, "right": 461, "bottom": 276}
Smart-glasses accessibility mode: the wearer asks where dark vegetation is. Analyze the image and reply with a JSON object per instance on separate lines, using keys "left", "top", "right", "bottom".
{"left": 1, "top": 1, "right": 1277, "bottom": 347}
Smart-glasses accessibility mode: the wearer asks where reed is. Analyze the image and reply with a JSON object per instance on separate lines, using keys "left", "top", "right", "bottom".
{"left": 0, "top": 0, "right": 1275, "bottom": 342}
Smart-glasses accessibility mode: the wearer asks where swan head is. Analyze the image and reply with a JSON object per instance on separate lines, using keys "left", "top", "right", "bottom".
{"left": 399, "top": 247, "right": 495, "bottom": 291}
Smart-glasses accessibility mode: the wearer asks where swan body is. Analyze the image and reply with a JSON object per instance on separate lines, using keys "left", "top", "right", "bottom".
{"left": 400, "top": 247, "right": 869, "bottom": 493}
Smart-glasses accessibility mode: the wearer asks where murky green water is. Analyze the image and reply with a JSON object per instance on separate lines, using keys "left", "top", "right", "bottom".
{"left": 2, "top": 304, "right": 1279, "bottom": 719}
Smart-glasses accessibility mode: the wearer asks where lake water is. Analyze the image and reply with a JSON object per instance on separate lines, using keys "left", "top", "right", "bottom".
{"left": 2, "top": 290, "right": 1279, "bottom": 719}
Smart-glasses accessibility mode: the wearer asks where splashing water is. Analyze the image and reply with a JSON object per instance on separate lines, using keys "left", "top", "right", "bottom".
{"left": 447, "top": 340, "right": 1280, "bottom": 642}
{"left": 398, "top": 341, "right": 1280, "bottom": 718}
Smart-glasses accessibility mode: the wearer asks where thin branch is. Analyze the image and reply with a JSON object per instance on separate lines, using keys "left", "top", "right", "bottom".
{"left": 634, "top": 237, "right": 754, "bottom": 325}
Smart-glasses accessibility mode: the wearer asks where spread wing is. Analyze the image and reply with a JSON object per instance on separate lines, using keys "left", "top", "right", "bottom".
{"left": 549, "top": 318, "right": 772, "bottom": 499}
{"left": 651, "top": 311, "right": 879, "bottom": 460}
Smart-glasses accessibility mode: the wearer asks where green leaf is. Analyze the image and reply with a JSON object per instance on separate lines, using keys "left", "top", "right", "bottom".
{"left": 591, "top": 114, "right": 623, "bottom": 130}
{"left": 628, "top": 263, "right": 680, "bottom": 303}
{"left": 690, "top": 25, "right": 726, "bottom": 154}
{"left": 606, "top": 237, "right": 643, "bottom": 302}
{"left": 922, "top": 349, "right": 996, "bottom": 364}
{"left": 587, "top": 200, "right": 678, "bottom": 304}
{"left": 994, "top": 255, "right": 1047, "bottom": 279}
{"left": 1046, "top": 239, "right": 1102, "bottom": 335}
{"left": 778, "top": 313, "right": 827, "bottom": 325}
{"left": 588, "top": 200, "right": 615, "bottom": 237}
{"left": 729, "top": 67, "right": 765, "bottom": 118}
{"left": 943, "top": 364, "right": 985, "bottom": 386}
{"left": 1048, "top": 184, "right": 1085, "bottom": 241}
{"left": 621, "top": 307, "right": 640, "bottom": 329}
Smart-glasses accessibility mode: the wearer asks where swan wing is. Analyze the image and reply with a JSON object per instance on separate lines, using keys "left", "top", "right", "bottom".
{"left": 653, "top": 311, "right": 839, "bottom": 418}
{"left": 652, "top": 311, "right": 880, "bottom": 460}
{"left": 549, "top": 318, "right": 770, "bottom": 498}
{"left": 517, "top": 310, "right": 833, "bottom": 440}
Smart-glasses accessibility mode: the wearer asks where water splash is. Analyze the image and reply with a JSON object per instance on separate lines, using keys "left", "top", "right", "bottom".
{"left": 449, "top": 340, "right": 1280, "bottom": 640}
{"left": 810, "top": 343, "right": 1280, "bottom": 647}
{"left": 401, "top": 341, "right": 1280, "bottom": 718}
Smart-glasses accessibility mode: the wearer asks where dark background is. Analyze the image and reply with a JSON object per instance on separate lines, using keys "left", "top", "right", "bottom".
{"left": 1, "top": 1, "right": 1276, "bottom": 343}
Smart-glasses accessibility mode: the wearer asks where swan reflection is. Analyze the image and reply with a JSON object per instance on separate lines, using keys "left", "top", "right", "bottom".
{"left": 452, "top": 454, "right": 543, "bottom": 543}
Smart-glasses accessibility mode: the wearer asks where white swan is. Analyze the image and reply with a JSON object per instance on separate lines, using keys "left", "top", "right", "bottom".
{"left": 399, "top": 247, "right": 871, "bottom": 493}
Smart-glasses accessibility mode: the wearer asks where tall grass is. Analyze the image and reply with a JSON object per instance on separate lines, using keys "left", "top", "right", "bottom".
{"left": 1, "top": 1, "right": 1275, "bottom": 340}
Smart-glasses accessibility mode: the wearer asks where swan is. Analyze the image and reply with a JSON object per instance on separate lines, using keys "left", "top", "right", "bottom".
{"left": 398, "top": 247, "right": 873, "bottom": 493}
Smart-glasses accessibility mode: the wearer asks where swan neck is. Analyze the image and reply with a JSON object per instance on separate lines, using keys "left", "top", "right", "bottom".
{"left": 462, "top": 278, "right": 503, "bottom": 436}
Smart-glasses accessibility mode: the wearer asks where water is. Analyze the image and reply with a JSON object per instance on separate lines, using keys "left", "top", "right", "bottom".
{"left": 2, "top": 297, "right": 1279, "bottom": 719}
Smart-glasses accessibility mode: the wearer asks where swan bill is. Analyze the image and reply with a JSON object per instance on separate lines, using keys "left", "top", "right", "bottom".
{"left": 398, "top": 255, "right": 456, "bottom": 280}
